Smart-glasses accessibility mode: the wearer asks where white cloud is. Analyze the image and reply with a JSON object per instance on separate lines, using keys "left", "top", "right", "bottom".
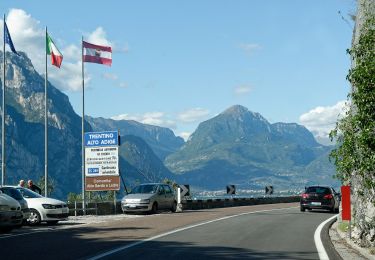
{"left": 234, "top": 85, "right": 252, "bottom": 96}
{"left": 111, "top": 112, "right": 177, "bottom": 129}
{"left": 299, "top": 100, "right": 349, "bottom": 143}
{"left": 3, "top": 9, "right": 84, "bottom": 91}
{"left": 239, "top": 43, "right": 261, "bottom": 54}
{"left": 178, "top": 108, "right": 210, "bottom": 123}
{"left": 179, "top": 132, "right": 191, "bottom": 141}
{"left": 62, "top": 44, "right": 80, "bottom": 61}
{"left": 86, "top": 27, "right": 112, "bottom": 46}
{"left": 2, "top": 9, "right": 117, "bottom": 92}
{"left": 4, "top": 9, "right": 44, "bottom": 71}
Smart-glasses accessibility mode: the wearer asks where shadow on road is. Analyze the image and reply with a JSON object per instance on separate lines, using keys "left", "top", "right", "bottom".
{"left": 1, "top": 224, "right": 318, "bottom": 260}
{"left": 104, "top": 240, "right": 319, "bottom": 260}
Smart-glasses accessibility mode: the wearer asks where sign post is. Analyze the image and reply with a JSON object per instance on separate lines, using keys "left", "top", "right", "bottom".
{"left": 341, "top": 185, "right": 351, "bottom": 238}
{"left": 84, "top": 131, "right": 120, "bottom": 192}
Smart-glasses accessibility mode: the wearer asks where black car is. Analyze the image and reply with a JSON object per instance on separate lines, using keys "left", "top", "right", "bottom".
{"left": 300, "top": 186, "right": 340, "bottom": 213}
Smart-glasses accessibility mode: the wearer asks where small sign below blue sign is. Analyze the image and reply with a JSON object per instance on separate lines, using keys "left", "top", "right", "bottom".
{"left": 88, "top": 168, "right": 100, "bottom": 174}
{"left": 84, "top": 131, "right": 119, "bottom": 147}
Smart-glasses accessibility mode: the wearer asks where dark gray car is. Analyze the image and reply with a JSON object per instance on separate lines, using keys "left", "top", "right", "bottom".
{"left": 300, "top": 186, "right": 340, "bottom": 213}
{"left": 121, "top": 183, "right": 177, "bottom": 214}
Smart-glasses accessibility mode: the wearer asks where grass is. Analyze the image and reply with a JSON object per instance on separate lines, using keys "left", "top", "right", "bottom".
{"left": 338, "top": 221, "right": 350, "bottom": 233}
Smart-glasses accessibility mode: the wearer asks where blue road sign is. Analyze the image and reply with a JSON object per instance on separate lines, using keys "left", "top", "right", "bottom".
{"left": 84, "top": 131, "right": 119, "bottom": 147}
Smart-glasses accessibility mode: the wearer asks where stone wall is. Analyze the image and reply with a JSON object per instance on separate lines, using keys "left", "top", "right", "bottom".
{"left": 351, "top": 0, "right": 375, "bottom": 248}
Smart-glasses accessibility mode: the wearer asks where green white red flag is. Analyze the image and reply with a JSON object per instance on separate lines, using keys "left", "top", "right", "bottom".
{"left": 46, "top": 33, "right": 63, "bottom": 68}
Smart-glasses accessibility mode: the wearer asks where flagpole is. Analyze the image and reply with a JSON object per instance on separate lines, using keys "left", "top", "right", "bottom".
{"left": 2, "top": 14, "right": 6, "bottom": 186}
{"left": 44, "top": 26, "right": 48, "bottom": 196}
{"left": 81, "top": 36, "right": 86, "bottom": 215}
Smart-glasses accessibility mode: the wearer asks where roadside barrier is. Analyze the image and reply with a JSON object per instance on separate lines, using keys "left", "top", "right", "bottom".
{"left": 67, "top": 196, "right": 300, "bottom": 216}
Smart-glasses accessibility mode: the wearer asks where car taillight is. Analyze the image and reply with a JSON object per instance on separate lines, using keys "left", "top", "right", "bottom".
{"left": 324, "top": 194, "right": 333, "bottom": 199}
{"left": 301, "top": 193, "right": 309, "bottom": 199}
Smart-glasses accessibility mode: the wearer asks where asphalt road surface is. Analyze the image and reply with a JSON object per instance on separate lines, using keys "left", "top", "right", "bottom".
{"left": 0, "top": 203, "right": 335, "bottom": 260}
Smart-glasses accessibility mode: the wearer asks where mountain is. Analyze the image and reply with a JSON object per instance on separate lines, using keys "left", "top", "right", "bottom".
{"left": 0, "top": 51, "right": 90, "bottom": 198}
{"left": 1, "top": 51, "right": 338, "bottom": 197}
{"left": 87, "top": 116, "right": 184, "bottom": 160}
{"left": 118, "top": 135, "right": 175, "bottom": 185}
{"left": 165, "top": 105, "right": 337, "bottom": 191}
{"left": 0, "top": 51, "right": 176, "bottom": 198}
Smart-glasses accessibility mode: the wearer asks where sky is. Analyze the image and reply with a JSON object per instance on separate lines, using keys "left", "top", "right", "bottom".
{"left": 0, "top": 0, "right": 356, "bottom": 143}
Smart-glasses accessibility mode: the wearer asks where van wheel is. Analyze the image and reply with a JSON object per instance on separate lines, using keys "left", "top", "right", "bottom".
{"left": 171, "top": 201, "right": 177, "bottom": 213}
{"left": 28, "top": 209, "right": 41, "bottom": 225}
{"left": 151, "top": 203, "right": 158, "bottom": 214}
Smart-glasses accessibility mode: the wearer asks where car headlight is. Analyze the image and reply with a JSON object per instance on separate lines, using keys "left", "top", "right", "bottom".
{"left": 42, "top": 204, "right": 57, "bottom": 209}
{"left": 0, "top": 205, "right": 10, "bottom": 211}
{"left": 140, "top": 199, "right": 150, "bottom": 203}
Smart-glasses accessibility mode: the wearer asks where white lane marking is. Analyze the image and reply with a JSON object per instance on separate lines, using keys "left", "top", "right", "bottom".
{"left": 314, "top": 214, "right": 338, "bottom": 260}
{"left": 88, "top": 206, "right": 299, "bottom": 260}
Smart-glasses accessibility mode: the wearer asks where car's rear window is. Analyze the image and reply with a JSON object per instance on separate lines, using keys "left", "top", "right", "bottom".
{"left": 131, "top": 184, "right": 158, "bottom": 194}
{"left": 306, "top": 187, "right": 331, "bottom": 194}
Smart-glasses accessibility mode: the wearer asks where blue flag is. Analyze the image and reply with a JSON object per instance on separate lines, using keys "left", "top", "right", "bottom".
{"left": 4, "top": 21, "right": 18, "bottom": 55}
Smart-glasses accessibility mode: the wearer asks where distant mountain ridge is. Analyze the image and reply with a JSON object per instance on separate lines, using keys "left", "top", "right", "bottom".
{"left": 165, "top": 105, "right": 337, "bottom": 191}
{"left": 1, "top": 51, "right": 338, "bottom": 198}
{"left": 87, "top": 116, "right": 184, "bottom": 160}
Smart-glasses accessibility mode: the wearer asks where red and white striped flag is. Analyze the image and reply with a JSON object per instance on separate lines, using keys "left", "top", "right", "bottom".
{"left": 83, "top": 41, "right": 112, "bottom": 66}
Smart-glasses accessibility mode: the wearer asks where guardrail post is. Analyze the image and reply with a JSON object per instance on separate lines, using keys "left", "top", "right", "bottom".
{"left": 176, "top": 187, "right": 183, "bottom": 212}
{"left": 114, "top": 191, "right": 117, "bottom": 214}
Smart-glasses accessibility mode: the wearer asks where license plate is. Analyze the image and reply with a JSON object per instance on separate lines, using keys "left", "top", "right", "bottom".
{"left": 129, "top": 205, "right": 136, "bottom": 208}
{"left": 311, "top": 202, "right": 321, "bottom": 206}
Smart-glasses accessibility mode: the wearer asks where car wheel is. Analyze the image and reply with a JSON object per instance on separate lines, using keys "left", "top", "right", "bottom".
{"left": 28, "top": 209, "right": 41, "bottom": 225}
{"left": 171, "top": 201, "right": 177, "bottom": 213}
{"left": 151, "top": 202, "right": 158, "bottom": 214}
{"left": 300, "top": 206, "right": 305, "bottom": 212}
{"left": 47, "top": 221, "right": 59, "bottom": 225}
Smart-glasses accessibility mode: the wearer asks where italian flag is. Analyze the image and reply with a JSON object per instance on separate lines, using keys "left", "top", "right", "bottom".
{"left": 46, "top": 33, "right": 63, "bottom": 68}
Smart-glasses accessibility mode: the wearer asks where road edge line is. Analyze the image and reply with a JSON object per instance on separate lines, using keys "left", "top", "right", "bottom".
{"left": 314, "top": 214, "right": 338, "bottom": 260}
{"left": 88, "top": 206, "right": 298, "bottom": 260}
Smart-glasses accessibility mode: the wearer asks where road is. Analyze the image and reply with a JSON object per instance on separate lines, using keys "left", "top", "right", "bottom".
{"left": 0, "top": 202, "right": 336, "bottom": 260}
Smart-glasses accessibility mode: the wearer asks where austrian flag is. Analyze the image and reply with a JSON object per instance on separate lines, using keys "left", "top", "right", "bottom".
{"left": 83, "top": 41, "right": 112, "bottom": 66}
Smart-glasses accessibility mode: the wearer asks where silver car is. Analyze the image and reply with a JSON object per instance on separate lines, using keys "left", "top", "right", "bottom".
{"left": 0, "top": 186, "right": 30, "bottom": 222}
{"left": 121, "top": 183, "right": 177, "bottom": 214}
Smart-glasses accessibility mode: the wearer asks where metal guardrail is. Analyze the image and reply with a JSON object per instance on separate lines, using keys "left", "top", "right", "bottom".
{"left": 66, "top": 196, "right": 299, "bottom": 216}
{"left": 67, "top": 201, "right": 121, "bottom": 216}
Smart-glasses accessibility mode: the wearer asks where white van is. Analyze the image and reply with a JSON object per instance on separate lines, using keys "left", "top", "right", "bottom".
{"left": 0, "top": 190, "right": 23, "bottom": 232}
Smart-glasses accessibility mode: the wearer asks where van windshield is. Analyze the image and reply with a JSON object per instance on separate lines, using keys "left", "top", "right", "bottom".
{"left": 131, "top": 184, "right": 158, "bottom": 194}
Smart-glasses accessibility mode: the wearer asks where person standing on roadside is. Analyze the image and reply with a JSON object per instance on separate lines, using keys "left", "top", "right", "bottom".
{"left": 27, "top": 180, "right": 42, "bottom": 195}
{"left": 18, "top": 179, "right": 25, "bottom": 187}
